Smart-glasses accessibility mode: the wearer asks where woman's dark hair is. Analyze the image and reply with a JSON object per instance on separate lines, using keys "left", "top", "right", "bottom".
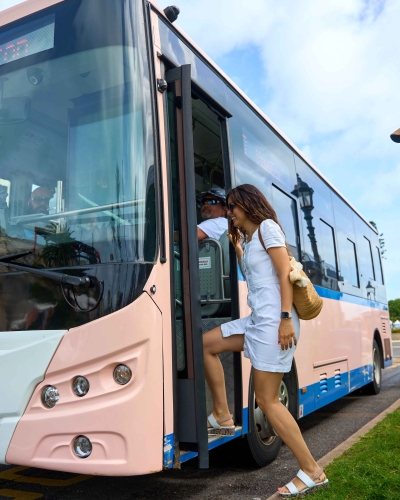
{"left": 226, "top": 184, "right": 288, "bottom": 250}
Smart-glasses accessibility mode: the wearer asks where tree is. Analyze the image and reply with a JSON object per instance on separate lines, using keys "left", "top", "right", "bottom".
{"left": 388, "top": 299, "right": 400, "bottom": 322}
{"left": 369, "top": 221, "right": 386, "bottom": 259}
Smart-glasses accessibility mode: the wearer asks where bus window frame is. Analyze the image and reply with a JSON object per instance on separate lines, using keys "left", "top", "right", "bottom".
{"left": 272, "top": 183, "right": 301, "bottom": 262}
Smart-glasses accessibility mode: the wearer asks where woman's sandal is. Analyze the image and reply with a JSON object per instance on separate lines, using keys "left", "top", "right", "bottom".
{"left": 278, "top": 467, "right": 329, "bottom": 497}
{"left": 207, "top": 413, "right": 235, "bottom": 436}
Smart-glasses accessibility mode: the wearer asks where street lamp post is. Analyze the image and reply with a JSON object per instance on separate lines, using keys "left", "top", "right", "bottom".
{"left": 291, "top": 174, "right": 321, "bottom": 265}
{"left": 366, "top": 281, "right": 376, "bottom": 301}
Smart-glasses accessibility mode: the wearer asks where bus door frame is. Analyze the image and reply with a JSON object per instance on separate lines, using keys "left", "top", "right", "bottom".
{"left": 164, "top": 63, "right": 241, "bottom": 469}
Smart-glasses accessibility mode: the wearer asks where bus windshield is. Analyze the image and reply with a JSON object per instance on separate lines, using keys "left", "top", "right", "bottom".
{"left": 0, "top": 0, "right": 156, "bottom": 269}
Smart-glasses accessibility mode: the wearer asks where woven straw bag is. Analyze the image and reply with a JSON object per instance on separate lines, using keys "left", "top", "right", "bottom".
{"left": 257, "top": 228, "right": 323, "bottom": 320}
{"left": 288, "top": 257, "right": 323, "bottom": 320}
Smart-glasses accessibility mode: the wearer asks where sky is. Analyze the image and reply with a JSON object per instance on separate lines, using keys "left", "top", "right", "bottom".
{"left": 1, "top": 0, "right": 399, "bottom": 301}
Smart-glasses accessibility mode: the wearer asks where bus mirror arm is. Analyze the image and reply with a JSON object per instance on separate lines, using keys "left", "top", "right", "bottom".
{"left": 0, "top": 250, "right": 32, "bottom": 263}
{"left": 0, "top": 260, "right": 95, "bottom": 288}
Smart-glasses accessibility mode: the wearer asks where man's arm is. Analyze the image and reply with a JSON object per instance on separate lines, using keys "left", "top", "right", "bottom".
{"left": 197, "top": 227, "right": 208, "bottom": 241}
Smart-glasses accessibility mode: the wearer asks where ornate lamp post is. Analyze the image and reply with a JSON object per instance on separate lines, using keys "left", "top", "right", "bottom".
{"left": 291, "top": 174, "right": 320, "bottom": 265}
{"left": 366, "top": 281, "right": 376, "bottom": 301}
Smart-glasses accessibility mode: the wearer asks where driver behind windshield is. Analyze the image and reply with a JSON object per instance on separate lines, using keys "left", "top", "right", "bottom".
{"left": 27, "top": 187, "right": 52, "bottom": 215}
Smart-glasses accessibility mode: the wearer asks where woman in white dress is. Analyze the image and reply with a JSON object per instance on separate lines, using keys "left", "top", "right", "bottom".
{"left": 203, "top": 184, "right": 328, "bottom": 497}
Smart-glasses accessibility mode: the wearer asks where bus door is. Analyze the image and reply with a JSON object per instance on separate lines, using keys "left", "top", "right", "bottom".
{"left": 165, "top": 64, "right": 240, "bottom": 468}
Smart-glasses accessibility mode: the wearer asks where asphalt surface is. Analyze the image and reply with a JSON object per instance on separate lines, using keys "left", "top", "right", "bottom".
{"left": 1, "top": 359, "right": 399, "bottom": 500}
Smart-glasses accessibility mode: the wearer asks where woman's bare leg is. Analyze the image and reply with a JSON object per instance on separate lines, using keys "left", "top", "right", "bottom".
{"left": 203, "top": 327, "right": 244, "bottom": 425}
{"left": 253, "top": 369, "right": 326, "bottom": 493}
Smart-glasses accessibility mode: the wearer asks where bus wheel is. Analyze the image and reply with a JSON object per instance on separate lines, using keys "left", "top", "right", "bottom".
{"left": 246, "top": 369, "right": 282, "bottom": 467}
{"left": 364, "top": 340, "right": 382, "bottom": 395}
{"left": 282, "top": 364, "right": 298, "bottom": 419}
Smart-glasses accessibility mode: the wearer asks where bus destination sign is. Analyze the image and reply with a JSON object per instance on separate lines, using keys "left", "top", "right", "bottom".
{"left": 0, "top": 14, "right": 55, "bottom": 67}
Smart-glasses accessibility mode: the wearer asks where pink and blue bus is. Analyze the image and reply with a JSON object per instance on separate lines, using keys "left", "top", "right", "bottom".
{"left": 0, "top": 0, "right": 392, "bottom": 475}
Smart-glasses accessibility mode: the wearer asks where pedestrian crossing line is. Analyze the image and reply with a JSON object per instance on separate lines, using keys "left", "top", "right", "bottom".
{"left": 0, "top": 489, "right": 43, "bottom": 499}
{"left": 0, "top": 467, "right": 91, "bottom": 487}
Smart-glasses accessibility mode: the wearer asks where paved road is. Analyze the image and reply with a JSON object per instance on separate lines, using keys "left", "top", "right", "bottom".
{"left": 1, "top": 361, "right": 399, "bottom": 500}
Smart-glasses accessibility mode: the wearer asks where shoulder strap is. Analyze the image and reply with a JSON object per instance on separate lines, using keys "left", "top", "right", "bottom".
{"left": 258, "top": 226, "right": 268, "bottom": 253}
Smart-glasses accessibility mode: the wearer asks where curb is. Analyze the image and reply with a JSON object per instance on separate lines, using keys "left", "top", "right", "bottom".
{"left": 265, "top": 397, "right": 400, "bottom": 500}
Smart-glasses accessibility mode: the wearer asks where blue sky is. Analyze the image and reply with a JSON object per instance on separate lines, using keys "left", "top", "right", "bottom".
{"left": 1, "top": 0, "right": 399, "bottom": 301}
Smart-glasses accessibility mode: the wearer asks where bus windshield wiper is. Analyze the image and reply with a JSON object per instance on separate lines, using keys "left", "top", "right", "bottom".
{"left": 0, "top": 250, "right": 32, "bottom": 263}
{"left": 0, "top": 258, "right": 92, "bottom": 288}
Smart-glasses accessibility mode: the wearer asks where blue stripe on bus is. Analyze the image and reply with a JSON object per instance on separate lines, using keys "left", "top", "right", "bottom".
{"left": 314, "top": 285, "right": 388, "bottom": 310}
{"left": 298, "top": 364, "right": 376, "bottom": 418}
{"left": 238, "top": 274, "right": 388, "bottom": 311}
{"left": 238, "top": 275, "right": 387, "bottom": 310}
{"left": 384, "top": 358, "right": 393, "bottom": 368}
{"left": 177, "top": 359, "right": 390, "bottom": 463}
{"left": 180, "top": 450, "right": 198, "bottom": 463}
{"left": 242, "top": 407, "right": 249, "bottom": 434}
{"left": 163, "top": 433, "right": 174, "bottom": 468}
{"left": 238, "top": 264, "right": 246, "bottom": 281}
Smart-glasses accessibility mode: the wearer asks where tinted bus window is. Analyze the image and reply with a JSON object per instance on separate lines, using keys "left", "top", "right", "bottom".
{"left": 293, "top": 156, "right": 335, "bottom": 226}
{"left": 374, "top": 246, "right": 384, "bottom": 284}
{"left": 345, "top": 238, "right": 359, "bottom": 287}
{"left": 158, "top": 20, "right": 228, "bottom": 110}
{"left": 227, "top": 91, "right": 297, "bottom": 197}
{"left": 319, "top": 220, "right": 338, "bottom": 282}
{"left": 271, "top": 186, "right": 299, "bottom": 261}
{"left": 360, "top": 236, "right": 375, "bottom": 281}
{"left": 331, "top": 194, "right": 359, "bottom": 289}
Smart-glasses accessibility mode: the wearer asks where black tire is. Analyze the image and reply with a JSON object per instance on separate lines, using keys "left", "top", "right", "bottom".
{"left": 364, "top": 339, "right": 382, "bottom": 395}
{"left": 245, "top": 369, "right": 282, "bottom": 467}
{"left": 282, "top": 364, "right": 299, "bottom": 419}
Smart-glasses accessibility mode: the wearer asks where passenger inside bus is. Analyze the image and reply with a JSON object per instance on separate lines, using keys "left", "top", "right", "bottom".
{"left": 26, "top": 186, "right": 53, "bottom": 215}
{"left": 196, "top": 188, "right": 228, "bottom": 242}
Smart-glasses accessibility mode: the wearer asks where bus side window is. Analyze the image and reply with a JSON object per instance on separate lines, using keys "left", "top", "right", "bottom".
{"left": 271, "top": 185, "right": 300, "bottom": 262}
{"left": 0, "top": 180, "right": 10, "bottom": 235}
{"left": 374, "top": 246, "right": 384, "bottom": 285}
{"left": 359, "top": 235, "right": 375, "bottom": 282}
{"left": 318, "top": 219, "right": 339, "bottom": 287}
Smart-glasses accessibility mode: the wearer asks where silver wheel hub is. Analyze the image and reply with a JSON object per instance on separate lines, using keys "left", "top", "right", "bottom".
{"left": 253, "top": 380, "right": 290, "bottom": 445}
{"left": 373, "top": 348, "right": 381, "bottom": 385}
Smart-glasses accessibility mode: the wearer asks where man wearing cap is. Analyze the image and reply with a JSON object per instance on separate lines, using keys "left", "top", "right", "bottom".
{"left": 197, "top": 188, "right": 228, "bottom": 241}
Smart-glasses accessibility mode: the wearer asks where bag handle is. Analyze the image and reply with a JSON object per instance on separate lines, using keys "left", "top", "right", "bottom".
{"left": 257, "top": 226, "right": 268, "bottom": 253}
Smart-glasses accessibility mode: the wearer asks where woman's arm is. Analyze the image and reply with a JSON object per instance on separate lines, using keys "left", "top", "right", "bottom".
{"left": 227, "top": 233, "right": 243, "bottom": 267}
{"left": 268, "top": 246, "right": 297, "bottom": 350}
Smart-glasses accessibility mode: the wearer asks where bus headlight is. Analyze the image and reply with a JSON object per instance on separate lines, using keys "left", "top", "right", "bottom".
{"left": 73, "top": 376, "right": 90, "bottom": 397}
{"left": 41, "top": 385, "right": 59, "bottom": 408}
{"left": 73, "top": 436, "right": 92, "bottom": 458}
{"left": 113, "top": 364, "right": 132, "bottom": 385}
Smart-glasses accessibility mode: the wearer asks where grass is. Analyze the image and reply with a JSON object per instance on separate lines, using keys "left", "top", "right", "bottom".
{"left": 310, "top": 409, "right": 400, "bottom": 500}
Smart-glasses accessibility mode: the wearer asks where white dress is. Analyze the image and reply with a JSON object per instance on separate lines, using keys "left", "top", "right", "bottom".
{"left": 221, "top": 219, "right": 300, "bottom": 373}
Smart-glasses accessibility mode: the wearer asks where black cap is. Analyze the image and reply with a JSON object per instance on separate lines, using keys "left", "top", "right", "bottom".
{"left": 196, "top": 188, "right": 226, "bottom": 207}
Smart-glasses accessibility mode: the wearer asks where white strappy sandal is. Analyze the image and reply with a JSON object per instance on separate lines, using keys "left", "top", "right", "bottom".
{"left": 278, "top": 468, "right": 329, "bottom": 497}
{"left": 207, "top": 413, "right": 235, "bottom": 436}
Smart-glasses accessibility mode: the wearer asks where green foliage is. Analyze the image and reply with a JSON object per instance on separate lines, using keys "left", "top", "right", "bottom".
{"left": 311, "top": 409, "right": 400, "bottom": 499}
{"left": 39, "top": 223, "right": 78, "bottom": 268}
{"left": 388, "top": 299, "right": 400, "bottom": 322}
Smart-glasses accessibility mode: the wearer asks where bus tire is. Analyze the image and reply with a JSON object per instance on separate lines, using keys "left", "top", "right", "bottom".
{"left": 282, "top": 364, "right": 298, "bottom": 419}
{"left": 246, "top": 369, "right": 282, "bottom": 467}
{"left": 364, "top": 339, "right": 382, "bottom": 395}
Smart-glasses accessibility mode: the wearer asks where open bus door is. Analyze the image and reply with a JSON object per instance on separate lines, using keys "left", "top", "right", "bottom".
{"left": 165, "top": 64, "right": 241, "bottom": 468}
